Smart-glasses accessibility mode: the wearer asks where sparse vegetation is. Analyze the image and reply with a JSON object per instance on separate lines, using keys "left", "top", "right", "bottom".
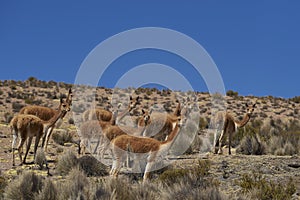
{"left": 226, "top": 90, "right": 239, "bottom": 97}
{"left": 238, "top": 172, "right": 296, "bottom": 200}
{"left": 236, "top": 134, "right": 267, "bottom": 155}
{"left": 52, "top": 130, "right": 73, "bottom": 146}
{"left": 56, "top": 150, "right": 78, "bottom": 175}
{"left": 34, "top": 148, "right": 48, "bottom": 169}
{"left": 4, "top": 171, "right": 43, "bottom": 200}
{"left": 0, "top": 174, "right": 7, "bottom": 199}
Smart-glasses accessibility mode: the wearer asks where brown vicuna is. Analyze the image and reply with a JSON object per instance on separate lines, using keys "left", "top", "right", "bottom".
{"left": 137, "top": 102, "right": 181, "bottom": 141}
{"left": 19, "top": 88, "right": 73, "bottom": 152}
{"left": 110, "top": 116, "right": 182, "bottom": 182}
{"left": 82, "top": 96, "right": 140, "bottom": 123}
{"left": 97, "top": 109, "right": 152, "bottom": 159}
{"left": 11, "top": 98, "right": 71, "bottom": 166}
{"left": 213, "top": 103, "right": 256, "bottom": 155}
{"left": 79, "top": 105, "right": 120, "bottom": 155}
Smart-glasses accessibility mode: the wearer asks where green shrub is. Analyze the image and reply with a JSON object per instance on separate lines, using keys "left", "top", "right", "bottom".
{"left": 158, "top": 160, "right": 211, "bottom": 185}
{"left": 34, "top": 179, "right": 57, "bottom": 200}
{"left": 238, "top": 172, "right": 296, "bottom": 200}
{"left": 158, "top": 168, "right": 190, "bottom": 185}
{"left": 12, "top": 102, "right": 24, "bottom": 112}
{"left": 101, "top": 177, "right": 135, "bottom": 200}
{"left": 56, "top": 150, "right": 78, "bottom": 175}
{"left": 57, "top": 167, "right": 88, "bottom": 200}
{"left": 0, "top": 175, "right": 7, "bottom": 199}
{"left": 226, "top": 90, "right": 239, "bottom": 97}
{"left": 236, "top": 134, "right": 266, "bottom": 155}
{"left": 34, "top": 148, "right": 48, "bottom": 169}
{"left": 68, "top": 117, "right": 75, "bottom": 124}
{"left": 267, "top": 131, "right": 300, "bottom": 155}
{"left": 24, "top": 97, "right": 34, "bottom": 104}
{"left": 4, "top": 171, "right": 43, "bottom": 200}
{"left": 52, "top": 131, "right": 73, "bottom": 146}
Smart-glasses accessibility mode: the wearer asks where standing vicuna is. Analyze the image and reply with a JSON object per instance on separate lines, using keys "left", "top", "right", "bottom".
{"left": 213, "top": 103, "right": 256, "bottom": 155}
{"left": 98, "top": 109, "right": 152, "bottom": 159}
{"left": 79, "top": 104, "right": 121, "bottom": 155}
{"left": 82, "top": 96, "right": 140, "bottom": 123}
{"left": 19, "top": 88, "right": 73, "bottom": 152}
{"left": 110, "top": 114, "right": 182, "bottom": 182}
{"left": 11, "top": 98, "right": 71, "bottom": 166}
{"left": 137, "top": 102, "right": 181, "bottom": 141}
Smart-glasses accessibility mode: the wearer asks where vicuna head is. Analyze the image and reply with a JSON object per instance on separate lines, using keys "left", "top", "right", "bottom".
{"left": 128, "top": 96, "right": 140, "bottom": 111}
{"left": 245, "top": 102, "right": 256, "bottom": 116}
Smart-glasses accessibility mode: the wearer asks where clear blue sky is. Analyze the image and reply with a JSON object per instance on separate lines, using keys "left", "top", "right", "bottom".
{"left": 0, "top": 1, "right": 299, "bottom": 98}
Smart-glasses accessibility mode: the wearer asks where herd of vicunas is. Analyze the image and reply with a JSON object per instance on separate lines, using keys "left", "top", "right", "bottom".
{"left": 10, "top": 88, "right": 256, "bottom": 181}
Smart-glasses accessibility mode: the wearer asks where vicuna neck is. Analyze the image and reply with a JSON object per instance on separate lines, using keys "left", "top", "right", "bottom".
{"left": 173, "top": 103, "right": 181, "bottom": 117}
{"left": 43, "top": 110, "right": 65, "bottom": 128}
{"left": 235, "top": 113, "right": 251, "bottom": 128}
{"left": 162, "top": 123, "right": 180, "bottom": 145}
{"left": 116, "top": 107, "right": 131, "bottom": 124}
{"left": 111, "top": 110, "right": 119, "bottom": 126}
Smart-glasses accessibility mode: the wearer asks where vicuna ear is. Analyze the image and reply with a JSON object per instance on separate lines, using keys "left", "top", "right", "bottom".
{"left": 245, "top": 103, "right": 249, "bottom": 107}
{"left": 253, "top": 103, "right": 256, "bottom": 108}
{"left": 130, "top": 96, "right": 133, "bottom": 101}
{"left": 149, "top": 108, "right": 153, "bottom": 115}
{"left": 142, "top": 109, "right": 145, "bottom": 114}
{"left": 60, "top": 97, "right": 64, "bottom": 104}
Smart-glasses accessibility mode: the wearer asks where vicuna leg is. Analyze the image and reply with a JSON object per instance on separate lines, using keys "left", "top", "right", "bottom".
{"left": 217, "top": 130, "right": 225, "bottom": 154}
{"left": 228, "top": 131, "right": 232, "bottom": 155}
{"left": 33, "top": 135, "right": 41, "bottom": 160}
{"left": 43, "top": 127, "right": 54, "bottom": 152}
{"left": 110, "top": 151, "right": 125, "bottom": 178}
{"left": 12, "top": 134, "right": 18, "bottom": 166}
{"left": 17, "top": 137, "right": 26, "bottom": 165}
{"left": 143, "top": 153, "right": 156, "bottom": 181}
{"left": 213, "top": 129, "right": 221, "bottom": 154}
{"left": 23, "top": 137, "right": 33, "bottom": 164}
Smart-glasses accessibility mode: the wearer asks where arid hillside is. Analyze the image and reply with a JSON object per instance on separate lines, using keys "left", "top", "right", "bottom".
{"left": 0, "top": 78, "right": 299, "bottom": 200}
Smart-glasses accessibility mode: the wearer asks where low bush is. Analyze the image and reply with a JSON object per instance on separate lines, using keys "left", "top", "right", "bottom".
{"left": 34, "top": 148, "right": 48, "bottom": 169}
{"left": 78, "top": 155, "right": 108, "bottom": 177}
{"left": 4, "top": 171, "right": 43, "bottom": 200}
{"left": 52, "top": 130, "right": 73, "bottom": 146}
{"left": 57, "top": 167, "right": 89, "bottom": 200}
{"left": 236, "top": 134, "right": 266, "bottom": 155}
{"left": 238, "top": 172, "right": 296, "bottom": 200}
{"left": 34, "top": 179, "right": 57, "bottom": 200}
{"left": 0, "top": 174, "right": 7, "bottom": 199}
{"left": 56, "top": 150, "right": 78, "bottom": 175}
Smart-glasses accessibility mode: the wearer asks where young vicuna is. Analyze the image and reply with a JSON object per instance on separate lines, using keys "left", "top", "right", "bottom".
{"left": 11, "top": 98, "right": 71, "bottom": 166}
{"left": 137, "top": 102, "right": 181, "bottom": 141}
{"left": 213, "top": 103, "right": 256, "bottom": 155}
{"left": 110, "top": 116, "right": 182, "bottom": 182}
{"left": 19, "top": 88, "right": 73, "bottom": 152}
{"left": 82, "top": 96, "right": 140, "bottom": 123}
